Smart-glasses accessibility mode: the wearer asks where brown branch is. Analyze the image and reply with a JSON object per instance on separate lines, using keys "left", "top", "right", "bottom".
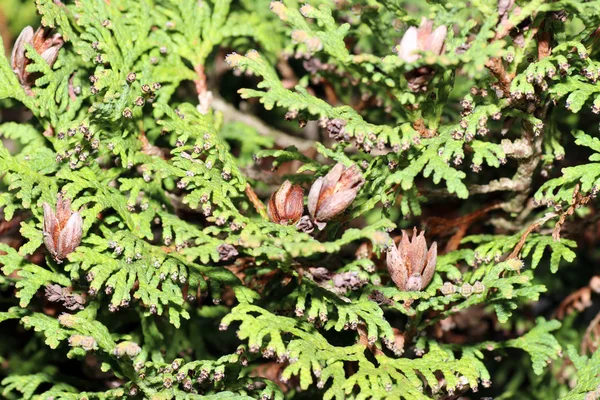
{"left": 0, "top": 7, "right": 11, "bottom": 55}
{"left": 552, "top": 184, "right": 593, "bottom": 241}
{"left": 485, "top": 57, "right": 513, "bottom": 97}
{"left": 495, "top": 0, "right": 519, "bottom": 40}
{"left": 245, "top": 183, "right": 268, "bottom": 220}
{"left": 68, "top": 74, "right": 77, "bottom": 102}
{"left": 211, "top": 96, "right": 314, "bottom": 152}
{"left": 357, "top": 324, "right": 384, "bottom": 356}
{"left": 427, "top": 202, "right": 502, "bottom": 234}
{"left": 413, "top": 118, "right": 436, "bottom": 138}
{"left": 500, "top": 101, "right": 549, "bottom": 214}
{"left": 582, "top": 311, "right": 600, "bottom": 354}
{"left": 276, "top": 57, "right": 298, "bottom": 89}
{"left": 445, "top": 224, "right": 469, "bottom": 253}
{"left": 322, "top": 80, "right": 339, "bottom": 105}
{"left": 554, "top": 286, "right": 592, "bottom": 320}
{"left": 537, "top": 30, "right": 552, "bottom": 60}
{"left": 422, "top": 135, "right": 541, "bottom": 200}
{"left": 193, "top": 64, "right": 208, "bottom": 95}
{"left": 507, "top": 212, "right": 557, "bottom": 260}
{"left": 537, "top": 19, "right": 552, "bottom": 60}
{"left": 194, "top": 64, "right": 213, "bottom": 114}
{"left": 426, "top": 202, "right": 503, "bottom": 253}
{"left": 422, "top": 177, "right": 529, "bottom": 198}
{"left": 139, "top": 129, "right": 169, "bottom": 159}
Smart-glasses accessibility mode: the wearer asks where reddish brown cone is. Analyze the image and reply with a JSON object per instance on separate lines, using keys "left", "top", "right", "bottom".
{"left": 43, "top": 194, "right": 83, "bottom": 263}
{"left": 11, "top": 26, "right": 64, "bottom": 94}
{"left": 386, "top": 228, "right": 437, "bottom": 291}
{"left": 395, "top": 18, "right": 447, "bottom": 92}
{"left": 268, "top": 180, "right": 304, "bottom": 225}
{"left": 308, "top": 163, "right": 365, "bottom": 230}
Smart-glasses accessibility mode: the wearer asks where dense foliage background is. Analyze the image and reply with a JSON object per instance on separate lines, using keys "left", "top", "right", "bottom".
{"left": 1, "top": 0, "right": 600, "bottom": 399}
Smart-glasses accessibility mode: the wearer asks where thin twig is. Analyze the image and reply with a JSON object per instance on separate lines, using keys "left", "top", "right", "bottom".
{"left": 245, "top": 183, "right": 268, "bottom": 220}
{"left": 194, "top": 64, "right": 213, "bottom": 114}
{"left": 552, "top": 184, "right": 593, "bottom": 240}
{"left": 0, "top": 8, "right": 11, "bottom": 54}
{"left": 582, "top": 311, "right": 600, "bottom": 354}
{"left": 193, "top": 64, "right": 208, "bottom": 96}
{"left": 426, "top": 202, "right": 503, "bottom": 253}
{"left": 485, "top": 57, "right": 513, "bottom": 97}
{"left": 211, "top": 96, "right": 314, "bottom": 152}
{"left": 507, "top": 212, "right": 557, "bottom": 260}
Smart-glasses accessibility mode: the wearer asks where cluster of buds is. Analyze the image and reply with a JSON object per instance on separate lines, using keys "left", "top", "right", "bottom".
{"left": 217, "top": 243, "right": 238, "bottom": 261}
{"left": 267, "top": 163, "right": 365, "bottom": 231}
{"left": 43, "top": 194, "right": 83, "bottom": 263}
{"left": 68, "top": 334, "right": 98, "bottom": 351}
{"left": 386, "top": 228, "right": 437, "bottom": 291}
{"left": 353, "top": 131, "right": 381, "bottom": 154}
{"left": 302, "top": 57, "right": 336, "bottom": 75}
{"left": 55, "top": 125, "right": 98, "bottom": 167}
{"left": 45, "top": 284, "right": 85, "bottom": 310}
{"left": 112, "top": 341, "right": 142, "bottom": 358}
{"left": 325, "top": 118, "right": 348, "bottom": 142}
{"left": 581, "top": 66, "right": 599, "bottom": 83}
{"left": 440, "top": 281, "right": 485, "bottom": 296}
{"left": 395, "top": 18, "right": 447, "bottom": 92}
{"left": 58, "top": 313, "right": 76, "bottom": 327}
{"left": 470, "top": 86, "right": 489, "bottom": 98}
{"left": 307, "top": 267, "right": 368, "bottom": 295}
{"left": 440, "top": 281, "right": 457, "bottom": 296}
{"left": 291, "top": 29, "right": 323, "bottom": 53}
{"left": 11, "top": 26, "right": 64, "bottom": 95}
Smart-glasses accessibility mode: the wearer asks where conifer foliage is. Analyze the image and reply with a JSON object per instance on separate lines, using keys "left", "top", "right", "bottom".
{"left": 0, "top": 0, "right": 600, "bottom": 399}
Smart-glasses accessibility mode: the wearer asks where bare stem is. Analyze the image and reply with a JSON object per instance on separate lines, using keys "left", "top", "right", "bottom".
{"left": 211, "top": 96, "right": 314, "bottom": 152}
{"left": 245, "top": 183, "right": 269, "bottom": 220}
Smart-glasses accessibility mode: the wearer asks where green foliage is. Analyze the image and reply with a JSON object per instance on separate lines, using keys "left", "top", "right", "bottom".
{"left": 561, "top": 346, "right": 600, "bottom": 400}
{"left": 0, "top": 0, "right": 599, "bottom": 399}
{"left": 538, "top": 130, "right": 600, "bottom": 203}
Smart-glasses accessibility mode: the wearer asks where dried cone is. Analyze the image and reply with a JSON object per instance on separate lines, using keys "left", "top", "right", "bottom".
{"left": 308, "top": 163, "right": 365, "bottom": 230}
{"left": 267, "top": 180, "right": 304, "bottom": 225}
{"left": 396, "top": 18, "right": 447, "bottom": 92}
{"left": 43, "top": 194, "right": 83, "bottom": 263}
{"left": 11, "top": 26, "right": 64, "bottom": 94}
{"left": 386, "top": 228, "right": 437, "bottom": 291}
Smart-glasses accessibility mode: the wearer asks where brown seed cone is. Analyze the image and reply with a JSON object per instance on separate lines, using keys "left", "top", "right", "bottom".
{"left": 267, "top": 181, "right": 304, "bottom": 225}
{"left": 43, "top": 194, "right": 83, "bottom": 263}
{"left": 386, "top": 228, "right": 437, "bottom": 291}
{"left": 307, "top": 163, "right": 365, "bottom": 230}
{"left": 11, "top": 26, "right": 64, "bottom": 93}
{"left": 396, "top": 18, "right": 447, "bottom": 92}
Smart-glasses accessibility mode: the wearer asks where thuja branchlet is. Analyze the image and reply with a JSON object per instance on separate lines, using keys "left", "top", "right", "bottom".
{"left": 1, "top": 1, "right": 599, "bottom": 399}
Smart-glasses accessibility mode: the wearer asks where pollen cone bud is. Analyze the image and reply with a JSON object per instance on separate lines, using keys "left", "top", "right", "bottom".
{"left": 268, "top": 180, "right": 304, "bottom": 225}
{"left": 386, "top": 228, "right": 437, "bottom": 291}
{"left": 43, "top": 194, "right": 83, "bottom": 263}
{"left": 308, "top": 163, "right": 365, "bottom": 230}
{"left": 11, "top": 26, "right": 64, "bottom": 94}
